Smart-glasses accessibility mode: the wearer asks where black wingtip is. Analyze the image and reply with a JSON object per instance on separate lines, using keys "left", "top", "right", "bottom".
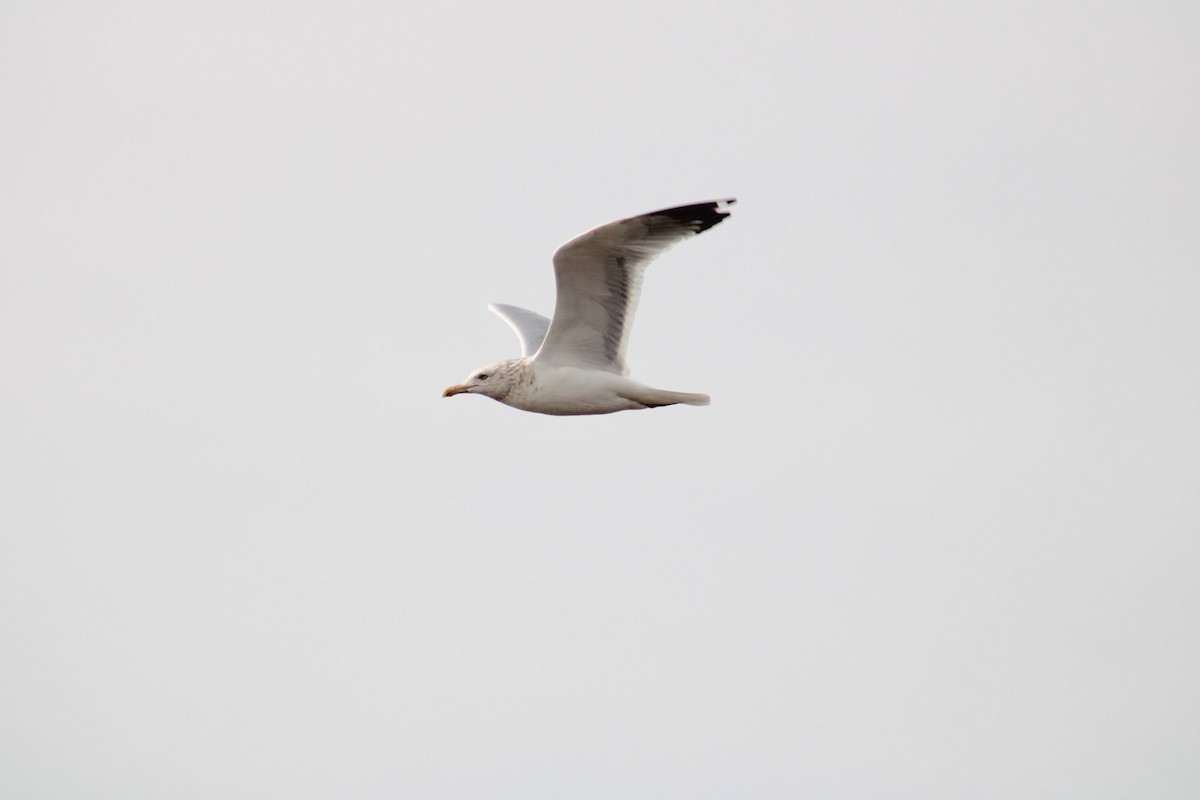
{"left": 651, "top": 198, "right": 737, "bottom": 235}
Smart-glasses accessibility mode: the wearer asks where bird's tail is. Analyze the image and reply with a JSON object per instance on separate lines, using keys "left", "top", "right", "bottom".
{"left": 627, "top": 387, "right": 711, "bottom": 409}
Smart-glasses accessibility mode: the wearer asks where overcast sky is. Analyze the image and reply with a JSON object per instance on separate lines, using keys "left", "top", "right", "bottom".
{"left": 2, "top": 2, "right": 1198, "bottom": 798}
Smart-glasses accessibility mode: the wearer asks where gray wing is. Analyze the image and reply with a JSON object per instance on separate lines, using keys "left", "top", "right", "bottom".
{"left": 489, "top": 303, "right": 551, "bottom": 357}
{"left": 534, "top": 199, "right": 736, "bottom": 374}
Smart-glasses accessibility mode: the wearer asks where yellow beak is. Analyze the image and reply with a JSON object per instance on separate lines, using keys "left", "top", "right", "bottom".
{"left": 442, "top": 384, "right": 470, "bottom": 397}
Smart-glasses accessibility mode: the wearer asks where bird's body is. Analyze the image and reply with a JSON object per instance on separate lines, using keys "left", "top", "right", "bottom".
{"left": 462, "top": 359, "right": 710, "bottom": 416}
{"left": 443, "top": 199, "right": 735, "bottom": 416}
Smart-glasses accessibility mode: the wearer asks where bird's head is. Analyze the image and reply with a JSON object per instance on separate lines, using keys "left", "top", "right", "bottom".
{"left": 442, "top": 359, "right": 522, "bottom": 402}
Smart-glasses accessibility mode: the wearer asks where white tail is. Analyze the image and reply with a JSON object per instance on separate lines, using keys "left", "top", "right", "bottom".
{"left": 624, "top": 387, "right": 710, "bottom": 409}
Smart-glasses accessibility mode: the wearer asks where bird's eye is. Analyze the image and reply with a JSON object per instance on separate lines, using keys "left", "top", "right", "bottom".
{"left": 477, "top": 373, "right": 489, "bottom": 380}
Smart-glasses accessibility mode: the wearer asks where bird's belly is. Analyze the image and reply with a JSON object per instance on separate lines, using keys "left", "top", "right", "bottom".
{"left": 505, "top": 367, "right": 640, "bottom": 416}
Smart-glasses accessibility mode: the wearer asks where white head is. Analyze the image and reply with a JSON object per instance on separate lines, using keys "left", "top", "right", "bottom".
{"left": 442, "top": 359, "right": 524, "bottom": 403}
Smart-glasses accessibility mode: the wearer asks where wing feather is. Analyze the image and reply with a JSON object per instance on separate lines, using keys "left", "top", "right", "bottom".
{"left": 489, "top": 303, "right": 551, "bottom": 357}
{"left": 534, "top": 199, "right": 735, "bottom": 374}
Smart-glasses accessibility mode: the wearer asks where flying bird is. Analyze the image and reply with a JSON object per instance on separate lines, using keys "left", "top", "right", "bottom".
{"left": 442, "top": 199, "right": 736, "bottom": 415}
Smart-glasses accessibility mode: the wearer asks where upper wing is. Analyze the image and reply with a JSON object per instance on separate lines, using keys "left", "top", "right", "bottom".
{"left": 534, "top": 199, "right": 735, "bottom": 374}
{"left": 489, "top": 303, "right": 551, "bottom": 358}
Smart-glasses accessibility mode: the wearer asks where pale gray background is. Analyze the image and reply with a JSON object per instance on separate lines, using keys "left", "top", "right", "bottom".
{"left": 2, "top": 2, "right": 1197, "bottom": 798}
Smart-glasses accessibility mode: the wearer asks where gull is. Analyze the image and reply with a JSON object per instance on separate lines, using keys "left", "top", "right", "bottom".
{"left": 442, "top": 198, "right": 736, "bottom": 415}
